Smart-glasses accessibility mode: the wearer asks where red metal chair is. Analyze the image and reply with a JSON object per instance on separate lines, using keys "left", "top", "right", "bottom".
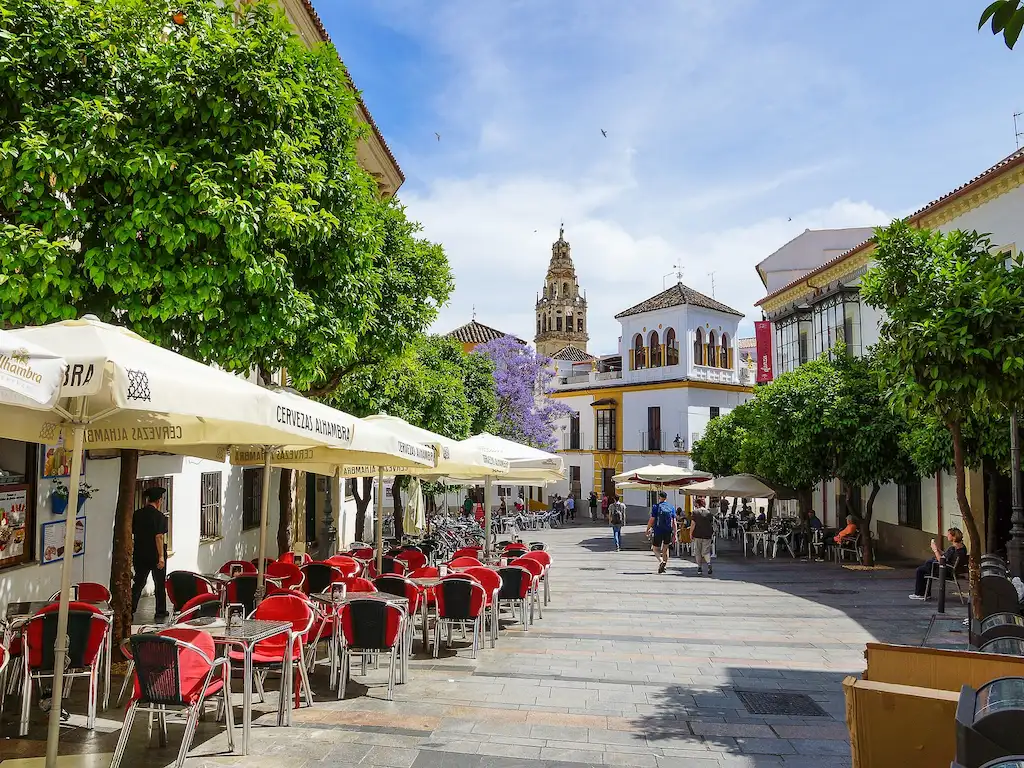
{"left": 452, "top": 546, "right": 482, "bottom": 560}
{"left": 325, "top": 555, "right": 363, "bottom": 579}
{"left": 367, "top": 556, "right": 406, "bottom": 579}
{"left": 434, "top": 576, "right": 487, "bottom": 659}
{"left": 165, "top": 571, "right": 217, "bottom": 615}
{"left": 338, "top": 598, "right": 405, "bottom": 701}
{"left": 230, "top": 594, "right": 314, "bottom": 714}
{"left": 251, "top": 557, "right": 276, "bottom": 570}
{"left": 20, "top": 602, "right": 109, "bottom": 735}
{"left": 394, "top": 549, "right": 427, "bottom": 571}
{"left": 342, "top": 577, "right": 377, "bottom": 594}
{"left": 218, "top": 560, "right": 257, "bottom": 576}
{"left": 267, "top": 560, "right": 305, "bottom": 591}
{"left": 348, "top": 546, "right": 374, "bottom": 561}
{"left": 460, "top": 567, "right": 502, "bottom": 647}
{"left": 448, "top": 556, "right": 483, "bottom": 569}
{"left": 496, "top": 566, "right": 533, "bottom": 631}
{"left": 111, "top": 628, "right": 233, "bottom": 768}
{"left": 279, "top": 551, "right": 311, "bottom": 567}
{"left": 49, "top": 582, "right": 112, "bottom": 603}
{"left": 511, "top": 557, "right": 544, "bottom": 621}
{"left": 503, "top": 543, "right": 529, "bottom": 558}
{"left": 225, "top": 574, "right": 261, "bottom": 617}
{"left": 300, "top": 562, "right": 343, "bottom": 595}
{"left": 521, "top": 550, "right": 552, "bottom": 605}
{"left": 374, "top": 576, "right": 424, "bottom": 653}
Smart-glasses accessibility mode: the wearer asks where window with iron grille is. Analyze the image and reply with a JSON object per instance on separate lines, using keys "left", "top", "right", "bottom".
{"left": 596, "top": 409, "right": 616, "bottom": 451}
{"left": 135, "top": 476, "right": 173, "bottom": 552}
{"left": 710, "top": 406, "right": 720, "bottom": 421}
{"left": 898, "top": 478, "right": 922, "bottom": 530}
{"left": 199, "top": 472, "right": 222, "bottom": 540}
{"left": 242, "top": 468, "right": 263, "bottom": 531}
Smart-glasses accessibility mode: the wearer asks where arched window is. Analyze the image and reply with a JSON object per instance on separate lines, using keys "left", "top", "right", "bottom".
{"left": 556, "top": 313, "right": 563, "bottom": 331}
{"left": 666, "top": 328, "right": 679, "bottom": 365}
{"left": 566, "top": 313, "right": 573, "bottom": 331}
{"left": 563, "top": 282, "right": 569, "bottom": 297}
{"left": 577, "top": 317, "right": 584, "bottom": 332}
{"left": 537, "top": 317, "right": 541, "bottom": 335}
{"left": 649, "top": 330, "right": 662, "bottom": 367}
{"left": 543, "top": 314, "right": 548, "bottom": 332}
{"left": 633, "top": 333, "right": 645, "bottom": 370}
{"left": 693, "top": 328, "right": 704, "bottom": 366}
{"left": 707, "top": 330, "right": 717, "bottom": 368}
{"left": 720, "top": 332, "right": 730, "bottom": 368}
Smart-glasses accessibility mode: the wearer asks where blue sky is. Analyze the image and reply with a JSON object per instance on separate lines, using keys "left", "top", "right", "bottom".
{"left": 317, "top": 0, "right": 1024, "bottom": 355}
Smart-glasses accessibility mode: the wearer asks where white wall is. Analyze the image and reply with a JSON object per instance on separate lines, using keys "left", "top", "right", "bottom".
{"left": 0, "top": 452, "right": 289, "bottom": 610}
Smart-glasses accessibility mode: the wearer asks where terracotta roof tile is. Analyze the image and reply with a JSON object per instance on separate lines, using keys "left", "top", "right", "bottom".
{"left": 444, "top": 321, "right": 524, "bottom": 346}
{"left": 614, "top": 283, "right": 743, "bottom": 319}
{"left": 551, "top": 345, "right": 595, "bottom": 362}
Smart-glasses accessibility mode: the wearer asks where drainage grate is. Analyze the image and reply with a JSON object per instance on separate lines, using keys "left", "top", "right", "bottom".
{"left": 579, "top": 567, "right": 606, "bottom": 571}
{"left": 817, "top": 588, "right": 857, "bottom": 595}
{"left": 736, "top": 690, "right": 828, "bottom": 717}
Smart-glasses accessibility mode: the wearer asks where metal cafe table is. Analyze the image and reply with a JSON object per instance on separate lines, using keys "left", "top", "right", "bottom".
{"left": 4, "top": 599, "right": 115, "bottom": 711}
{"left": 178, "top": 616, "right": 291, "bottom": 755}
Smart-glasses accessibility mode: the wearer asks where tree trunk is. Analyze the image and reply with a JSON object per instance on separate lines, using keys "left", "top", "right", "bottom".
{"left": 861, "top": 482, "right": 880, "bottom": 566}
{"left": 277, "top": 467, "right": 293, "bottom": 557}
{"left": 950, "top": 421, "right": 984, "bottom": 620}
{"left": 392, "top": 477, "right": 405, "bottom": 541}
{"left": 352, "top": 476, "right": 372, "bottom": 543}
{"left": 109, "top": 449, "right": 138, "bottom": 653}
{"left": 984, "top": 459, "right": 999, "bottom": 555}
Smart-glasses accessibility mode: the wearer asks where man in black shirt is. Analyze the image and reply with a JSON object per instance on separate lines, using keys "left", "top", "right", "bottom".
{"left": 690, "top": 505, "right": 715, "bottom": 576}
{"left": 132, "top": 486, "right": 168, "bottom": 619}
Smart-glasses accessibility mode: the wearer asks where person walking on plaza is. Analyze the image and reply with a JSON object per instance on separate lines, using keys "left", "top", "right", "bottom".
{"left": 566, "top": 493, "right": 576, "bottom": 522}
{"left": 132, "top": 486, "right": 169, "bottom": 620}
{"left": 646, "top": 491, "right": 678, "bottom": 574}
{"left": 601, "top": 492, "right": 610, "bottom": 523}
{"left": 463, "top": 494, "right": 474, "bottom": 519}
{"left": 690, "top": 502, "right": 715, "bottom": 576}
{"left": 589, "top": 491, "right": 598, "bottom": 522}
{"left": 609, "top": 494, "right": 626, "bottom": 551}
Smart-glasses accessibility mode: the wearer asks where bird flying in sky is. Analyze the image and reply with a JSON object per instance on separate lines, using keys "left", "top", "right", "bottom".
{"left": 600, "top": 129, "right": 607, "bottom": 137}
{"left": 435, "top": 132, "right": 441, "bottom": 141}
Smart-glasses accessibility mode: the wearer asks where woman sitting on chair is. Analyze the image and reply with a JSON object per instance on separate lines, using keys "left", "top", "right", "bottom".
{"left": 910, "top": 527, "right": 966, "bottom": 600}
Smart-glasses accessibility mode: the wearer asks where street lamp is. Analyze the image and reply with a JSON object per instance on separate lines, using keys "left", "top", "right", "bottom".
{"left": 673, "top": 434, "right": 683, "bottom": 451}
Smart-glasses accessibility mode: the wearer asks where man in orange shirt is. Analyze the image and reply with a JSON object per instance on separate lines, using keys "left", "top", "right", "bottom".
{"left": 833, "top": 515, "right": 857, "bottom": 544}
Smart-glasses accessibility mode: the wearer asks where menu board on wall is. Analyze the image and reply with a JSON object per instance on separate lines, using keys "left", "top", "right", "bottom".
{"left": 40, "top": 515, "right": 86, "bottom": 565}
{"left": 0, "top": 484, "right": 29, "bottom": 561}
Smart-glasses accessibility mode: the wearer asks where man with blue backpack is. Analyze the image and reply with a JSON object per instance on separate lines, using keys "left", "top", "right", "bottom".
{"left": 646, "top": 491, "right": 678, "bottom": 574}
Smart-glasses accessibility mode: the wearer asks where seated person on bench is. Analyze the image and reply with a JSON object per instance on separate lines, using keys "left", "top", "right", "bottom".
{"left": 910, "top": 527, "right": 966, "bottom": 600}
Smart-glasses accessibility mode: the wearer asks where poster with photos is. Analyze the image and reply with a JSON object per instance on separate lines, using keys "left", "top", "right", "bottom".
{"left": 42, "top": 437, "right": 85, "bottom": 479}
{"left": 40, "top": 515, "right": 86, "bottom": 565}
{"left": 0, "top": 485, "right": 29, "bottom": 561}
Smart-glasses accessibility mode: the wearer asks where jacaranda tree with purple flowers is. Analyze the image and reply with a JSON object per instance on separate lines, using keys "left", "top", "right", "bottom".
{"left": 476, "top": 335, "right": 571, "bottom": 450}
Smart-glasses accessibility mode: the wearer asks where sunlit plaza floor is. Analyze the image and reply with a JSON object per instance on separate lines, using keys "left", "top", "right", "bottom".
{"left": 1, "top": 524, "right": 955, "bottom": 768}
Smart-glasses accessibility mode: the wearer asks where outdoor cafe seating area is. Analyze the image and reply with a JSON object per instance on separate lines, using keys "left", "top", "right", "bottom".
{"left": 0, "top": 536, "right": 553, "bottom": 766}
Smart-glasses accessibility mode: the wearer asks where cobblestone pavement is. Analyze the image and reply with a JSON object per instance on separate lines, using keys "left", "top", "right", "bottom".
{"left": 1, "top": 524, "right": 938, "bottom": 768}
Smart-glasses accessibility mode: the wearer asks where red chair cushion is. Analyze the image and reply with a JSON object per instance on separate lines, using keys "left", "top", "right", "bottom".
{"left": 266, "top": 561, "right": 304, "bottom": 590}
{"left": 460, "top": 567, "right": 501, "bottom": 606}
{"left": 449, "top": 557, "right": 483, "bottom": 569}
{"left": 343, "top": 577, "right": 377, "bottom": 594}
{"left": 75, "top": 582, "right": 112, "bottom": 602}
{"left": 436, "top": 577, "right": 485, "bottom": 620}
{"left": 325, "top": 555, "right": 362, "bottom": 579}
{"left": 340, "top": 600, "right": 402, "bottom": 650}
{"left": 26, "top": 602, "right": 106, "bottom": 670}
{"left": 151, "top": 628, "right": 222, "bottom": 704}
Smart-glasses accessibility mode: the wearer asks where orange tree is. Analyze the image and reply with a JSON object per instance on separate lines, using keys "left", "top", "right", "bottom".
{"left": 861, "top": 220, "right": 1024, "bottom": 616}
{"left": 0, "top": 0, "right": 451, "bottom": 642}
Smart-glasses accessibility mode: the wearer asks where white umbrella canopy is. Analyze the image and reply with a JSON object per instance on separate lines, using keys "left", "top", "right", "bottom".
{"left": 612, "top": 463, "right": 711, "bottom": 486}
{"left": 0, "top": 317, "right": 433, "bottom": 766}
{"left": 681, "top": 473, "right": 798, "bottom": 500}
{"left": 365, "top": 415, "right": 511, "bottom": 477}
{"left": 0, "top": 328, "right": 67, "bottom": 408}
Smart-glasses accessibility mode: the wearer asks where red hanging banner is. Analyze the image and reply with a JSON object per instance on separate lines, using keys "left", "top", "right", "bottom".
{"left": 754, "top": 321, "right": 774, "bottom": 383}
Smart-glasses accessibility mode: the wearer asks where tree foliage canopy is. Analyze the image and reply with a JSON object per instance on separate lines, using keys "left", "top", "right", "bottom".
{"left": 980, "top": 0, "right": 1024, "bottom": 49}
{"left": 0, "top": 0, "right": 451, "bottom": 390}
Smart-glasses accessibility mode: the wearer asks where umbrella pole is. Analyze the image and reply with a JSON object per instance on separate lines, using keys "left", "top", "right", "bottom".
{"left": 256, "top": 449, "right": 272, "bottom": 596}
{"left": 484, "top": 476, "right": 493, "bottom": 559}
{"left": 375, "top": 469, "right": 384, "bottom": 574}
{"left": 45, "top": 418, "right": 85, "bottom": 768}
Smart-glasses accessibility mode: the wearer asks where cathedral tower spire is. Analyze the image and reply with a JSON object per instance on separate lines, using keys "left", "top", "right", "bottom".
{"left": 534, "top": 226, "right": 589, "bottom": 357}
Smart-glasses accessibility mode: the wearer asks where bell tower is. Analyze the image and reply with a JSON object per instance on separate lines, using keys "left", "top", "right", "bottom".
{"left": 534, "top": 226, "right": 589, "bottom": 357}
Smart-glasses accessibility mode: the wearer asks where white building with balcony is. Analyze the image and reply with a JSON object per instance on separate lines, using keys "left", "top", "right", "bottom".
{"left": 756, "top": 147, "right": 1024, "bottom": 560}
{"left": 548, "top": 283, "right": 754, "bottom": 511}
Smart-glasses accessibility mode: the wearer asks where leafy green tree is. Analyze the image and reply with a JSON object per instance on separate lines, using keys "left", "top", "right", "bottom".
{"left": 328, "top": 335, "right": 497, "bottom": 540}
{"left": 980, "top": 1, "right": 1024, "bottom": 49}
{"left": 827, "top": 354, "right": 915, "bottom": 565}
{"left": 0, "top": 0, "right": 451, "bottom": 642}
{"left": 691, "top": 406, "right": 752, "bottom": 477}
{"left": 861, "top": 220, "right": 1024, "bottom": 614}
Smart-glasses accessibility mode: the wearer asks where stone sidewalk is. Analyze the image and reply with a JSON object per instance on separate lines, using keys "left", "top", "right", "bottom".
{"left": 1, "top": 524, "right": 937, "bottom": 768}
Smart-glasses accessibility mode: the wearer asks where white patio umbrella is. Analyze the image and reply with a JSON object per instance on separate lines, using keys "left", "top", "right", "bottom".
{"left": 0, "top": 329, "right": 67, "bottom": 408}
{"left": 612, "top": 463, "right": 711, "bottom": 486}
{"left": 681, "top": 473, "right": 798, "bottom": 500}
{"left": 0, "top": 317, "right": 431, "bottom": 767}
{"left": 451, "top": 433, "right": 565, "bottom": 558}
